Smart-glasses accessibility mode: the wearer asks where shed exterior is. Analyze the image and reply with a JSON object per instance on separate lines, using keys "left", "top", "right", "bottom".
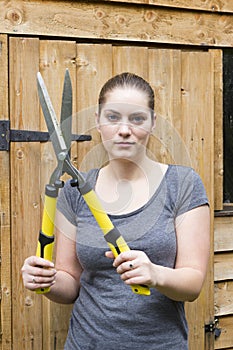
{"left": 0, "top": 1, "right": 231, "bottom": 349}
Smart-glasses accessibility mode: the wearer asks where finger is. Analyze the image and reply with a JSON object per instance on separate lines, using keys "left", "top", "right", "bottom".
{"left": 116, "top": 260, "right": 136, "bottom": 274}
{"left": 22, "top": 257, "right": 54, "bottom": 277}
{"left": 26, "top": 274, "right": 56, "bottom": 290}
{"left": 27, "top": 280, "right": 56, "bottom": 291}
{"left": 27, "top": 256, "right": 54, "bottom": 268}
{"left": 30, "top": 274, "right": 56, "bottom": 285}
{"left": 22, "top": 264, "right": 56, "bottom": 280}
{"left": 113, "top": 252, "right": 135, "bottom": 267}
{"left": 105, "top": 251, "right": 115, "bottom": 259}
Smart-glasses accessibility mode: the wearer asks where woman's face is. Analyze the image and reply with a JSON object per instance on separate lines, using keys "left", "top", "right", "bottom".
{"left": 96, "top": 87, "right": 156, "bottom": 162}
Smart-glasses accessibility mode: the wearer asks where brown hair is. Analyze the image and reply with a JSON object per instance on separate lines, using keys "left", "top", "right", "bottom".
{"left": 98, "top": 72, "right": 154, "bottom": 116}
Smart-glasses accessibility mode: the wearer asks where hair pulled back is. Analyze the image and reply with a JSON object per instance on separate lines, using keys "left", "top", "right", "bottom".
{"left": 98, "top": 72, "right": 154, "bottom": 115}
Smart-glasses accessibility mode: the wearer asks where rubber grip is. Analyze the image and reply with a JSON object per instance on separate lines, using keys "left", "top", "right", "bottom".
{"left": 36, "top": 188, "right": 57, "bottom": 294}
{"left": 82, "top": 188, "right": 150, "bottom": 296}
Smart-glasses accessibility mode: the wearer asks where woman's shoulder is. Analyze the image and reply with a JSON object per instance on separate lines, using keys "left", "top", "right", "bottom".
{"left": 163, "top": 164, "right": 206, "bottom": 196}
{"left": 166, "top": 164, "right": 199, "bottom": 179}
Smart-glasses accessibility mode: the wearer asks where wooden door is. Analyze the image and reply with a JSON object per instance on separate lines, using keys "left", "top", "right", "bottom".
{"left": 1, "top": 36, "right": 221, "bottom": 349}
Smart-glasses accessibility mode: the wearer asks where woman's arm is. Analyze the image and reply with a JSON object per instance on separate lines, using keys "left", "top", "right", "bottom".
{"left": 21, "top": 210, "right": 83, "bottom": 304}
{"left": 107, "top": 205, "right": 210, "bottom": 302}
{"left": 162, "top": 204, "right": 210, "bottom": 301}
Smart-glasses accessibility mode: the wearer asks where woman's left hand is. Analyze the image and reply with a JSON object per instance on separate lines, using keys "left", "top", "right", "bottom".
{"left": 105, "top": 250, "right": 156, "bottom": 288}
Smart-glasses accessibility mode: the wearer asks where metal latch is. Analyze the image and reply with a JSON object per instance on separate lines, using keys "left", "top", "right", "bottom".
{"left": 0, "top": 120, "right": 91, "bottom": 151}
{"left": 205, "top": 318, "right": 221, "bottom": 338}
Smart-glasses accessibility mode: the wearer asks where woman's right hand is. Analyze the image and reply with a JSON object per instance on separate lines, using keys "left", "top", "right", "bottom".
{"left": 21, "top": 256, "right": 57, "bottom": 291}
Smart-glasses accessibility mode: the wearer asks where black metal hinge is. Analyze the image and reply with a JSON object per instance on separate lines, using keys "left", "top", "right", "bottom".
{"left": 0, "top": 120, "right": 91, "bottom": 151}
{"left": 205, "top": 318, "right": 221, "bottom": 339}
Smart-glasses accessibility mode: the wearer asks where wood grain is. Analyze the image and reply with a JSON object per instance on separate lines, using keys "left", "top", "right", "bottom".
{"left": 9, "top": 37, "right": 42, "bottom": 350}
{"left": 211, "top": 49, "right": 223, "bottom": 210}
{"left": 214, "top": 252, "right": 233, "bottom": 282}
{"left": 102, "top": 0, "right": 233, "bottom": 13}
{"left": 215, "top": 281, "right": 233, "bottom": 316}
{"left": 0, "top": 34, "right": 11, "bottom": 350}
{"left": 214, "top": 216, "right": 233, "bottom": 252}
{"left": 76, "top": 43, "right": 112, "bottom": 171}
{"left": 214, "top": 315, "right": 233, "bottom": 349}
{"left": 1, "top": 1, "right": 233, "bottom": 47}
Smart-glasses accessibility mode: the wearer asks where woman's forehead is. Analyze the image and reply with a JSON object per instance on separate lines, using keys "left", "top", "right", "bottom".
{"left": 103, "top": 87, "right": 150, "bottom": 108}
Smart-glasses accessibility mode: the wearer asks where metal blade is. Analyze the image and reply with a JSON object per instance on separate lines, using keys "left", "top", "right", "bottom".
{"left": 37, "top": 72, "right": 67, "bottom": 157}
{"left": 60, "top": 69, "right": 72, "bottom": 153}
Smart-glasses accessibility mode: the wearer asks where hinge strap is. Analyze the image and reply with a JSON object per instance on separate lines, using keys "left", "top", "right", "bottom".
{"left": 0, "top": 120, "right": 91, "bottom": 151}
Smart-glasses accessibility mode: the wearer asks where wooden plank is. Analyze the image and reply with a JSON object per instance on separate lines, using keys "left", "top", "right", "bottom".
{"left": 39, "top": 40, "right": 77, "bottom": 350}
{"left": 215, "top": 281, "right": 233, "bottom": 316}
{"left": 148, "top": 48, "right": 183, "bottom": 165}
{"left": 180, "top": 50, "right": 215, "bottom": 350}
{"left": 76, "top": 43, "right": 113, "bottom": 171}
{"left": 180, "top": 51, "right": 214, "bottom": 185}
{"left": 101, "top": 0, "right": 233, "bottom": 13}
{"left": 214, "top": 252, "right": 233, "bottom": 281}
{"left": 210, "top": 50, "right": 223, "bottom": 210}
{"left": 214, "top": 315, "right": 233, "bottom": 349}
{"left": 113, "top": 46, "right": 148, "bottom": 79}
{"left": 214, "top": 216, "right": 233, "bottom": 252}
{"left": 0, "top": 34, "right": 11, "bottom": 350}
{"left": 9, "top": 37, "right": 42, "bottom": 350}
{"left": 1, "top": 1, "right": 233, "bottom": 47}
{"left": 150, "top": 0, "right": 233, "bottom": 13}
{"left": 148, "top": 48, "right": 214, "bottom": 350}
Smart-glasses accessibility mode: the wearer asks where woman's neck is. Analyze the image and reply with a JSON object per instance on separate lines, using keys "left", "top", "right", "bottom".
{"left": 96, "top": 159, "right": 168, "bottom": 215}
{"left": 105, "top": 157, "right": 155, "bottom": 181}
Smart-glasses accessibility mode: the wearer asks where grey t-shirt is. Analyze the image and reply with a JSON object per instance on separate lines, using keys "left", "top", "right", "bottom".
{"left": 57, "top": 165, "right": 209, "bottom": 350}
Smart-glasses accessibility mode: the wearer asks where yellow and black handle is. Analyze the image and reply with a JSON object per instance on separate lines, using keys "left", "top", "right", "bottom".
{"left": 77, "top": 181, "right": 151, "bottom": 296}
{"left": 36, "top": 179, "right": 150, "bottom": 296}
{"left": 36, "top": 185, "right": 58, "bottom": 294}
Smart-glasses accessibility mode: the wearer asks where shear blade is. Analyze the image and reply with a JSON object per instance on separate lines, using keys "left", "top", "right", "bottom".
{"left": 37, "top": 72, "right": 67, "bottom": 157}
{"left": 60, "top": 69, "right": 73, "bottom": 153}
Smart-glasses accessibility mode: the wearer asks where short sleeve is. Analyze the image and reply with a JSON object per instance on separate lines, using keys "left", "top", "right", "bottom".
{"left": 175, "top": 168, "right": 209, "bottom": 217}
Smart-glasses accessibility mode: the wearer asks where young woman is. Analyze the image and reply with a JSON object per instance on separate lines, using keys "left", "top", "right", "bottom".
{"left": 22, "top": 72, "right": 210, "bottom": 349}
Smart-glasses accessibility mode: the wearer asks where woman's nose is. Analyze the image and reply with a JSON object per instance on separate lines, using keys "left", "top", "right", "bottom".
{"left": 118, "top": 122, "right": 132, "bottom": 136}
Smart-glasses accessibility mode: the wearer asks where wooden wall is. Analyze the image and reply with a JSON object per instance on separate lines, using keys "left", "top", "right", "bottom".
{"left": 0, "top": 1, "right": 232, "bottom": 349}
{"left": 0, "top": 0, "right": 232, "bottom": 48}
{"left": 0, "top": 34, "right": 11, "bottom": 350}
{"left": 214, "top": 211, "right": 233, "bottom": 349}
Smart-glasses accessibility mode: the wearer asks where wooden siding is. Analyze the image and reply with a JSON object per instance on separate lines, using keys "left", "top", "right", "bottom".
{"left": 214, "top": 214, "right": 233, "bottom": 349}
{"left": 0, "top": 1, "right": 230, "bottom": 349}
{"left": 10, "top": 37, "right": 43, "bottom": 350}
{"left": 4, "top": 37, "right": 217, "bottom": 349}
{"left": 212, "top": 49, "right": 223, "bottom": 210}
{"left": 0, "top": 1, "right": 233, "bottom": 47}
{"left": 0, "top": 34, "right": 11, "bottom": 350}
{"left": 101, "top": 0, "right": 233, "bottom": 13}
{"left": 150, "top": 0, "right": 233, "bottom": 12}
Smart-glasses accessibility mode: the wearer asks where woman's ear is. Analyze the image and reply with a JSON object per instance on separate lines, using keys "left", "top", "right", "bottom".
{"left": 95, "top": 111, "right": 101, "bottom": 132}
{"left": 151, "top": 113, "right": 156, "bottom": 132}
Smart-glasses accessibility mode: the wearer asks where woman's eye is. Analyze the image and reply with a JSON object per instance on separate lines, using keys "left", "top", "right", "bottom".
{"left": 107, "top": 114, "right": 120, "bottom": 122}
{"left": 130, "top": 115, "right": 146, "bottom": 124}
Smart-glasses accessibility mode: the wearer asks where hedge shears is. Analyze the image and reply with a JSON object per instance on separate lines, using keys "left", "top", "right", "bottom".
{"left": 36, "top": 69, "right": 150, "bottom": 296}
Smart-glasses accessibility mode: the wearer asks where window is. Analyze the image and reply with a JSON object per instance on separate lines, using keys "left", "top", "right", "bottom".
{"left": 223, "top": 50, "right": 233, "bottom": 203}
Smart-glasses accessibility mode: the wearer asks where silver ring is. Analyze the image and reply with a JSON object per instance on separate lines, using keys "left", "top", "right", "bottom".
{"left": 129, "top": 263, "right": 134, "bottom": 269}
{"left": 32, "top": 277, "right": 36, "bottom": 284}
